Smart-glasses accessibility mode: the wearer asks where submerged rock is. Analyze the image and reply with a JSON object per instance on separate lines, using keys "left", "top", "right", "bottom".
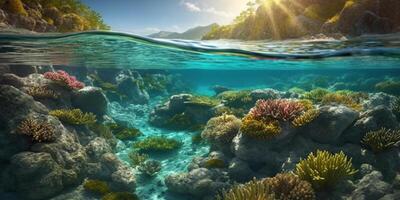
{"left": 72, "top": 86, "right": 108, "bottom": 117}
{"left": 351, "top": 171, "right": 392, "bottom": 200}
{"left": 117, "top": 75, "right": 149, "bottom": 104}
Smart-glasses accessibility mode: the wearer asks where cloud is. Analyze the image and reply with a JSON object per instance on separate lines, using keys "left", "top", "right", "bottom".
{"left": 181, "top": 1, "right": 233, "bottom": 18}
{"left": 182, "top": 1, "right": 201, "bottom": 12}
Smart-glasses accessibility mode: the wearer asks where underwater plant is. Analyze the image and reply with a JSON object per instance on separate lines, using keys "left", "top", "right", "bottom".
{"left": 128, "top": 151, "right": 149, "bottom": 167}
{"left": 44, "top": 70, "right": 85, "bottom": 90}
{"left": 321, "top": 93, "right": 363, "bottom": 111}
{"left": 17, "top": 118, "right": 55, "bottom": 143}
{"left": 102, "top": 192, "right": 139, "bottom": 200}
{"left": 204, "top": 158, "right": 226, "bottom": 169}
{"left": 375, "top": 80, "right": 400, "bottom": 95}
{"left": 295, "top": 150, "right": 357, "bottom": 190}
{"left": 49, "top": 109, "right": 97, "bottom": 125}
{"left": 201, "top": 114, "right": 241, "bottom": 143}
{"left": 302, "top": 88, "right": 330, "bottom": 103}
{"left": 216, "top": 178, "right": 275, "bottom": 200}
{"left": 107, "top": 122, "right": 142, "bottom": 140}
{"left": 26, "top": 86, "right": 59, "bottom": 99}
{"left": 263, "top": 173, "right": 315, "bottom": 200}
{"left": 133, "top": 136, "right": 182, "bottom": 152}
{"left": 250, "top": 99, "right": 304, "bottom": 122}
{"left": 138, "top": 159, "right": 162, "bottom": 176}
{"left": 83, "top": 179, "right": 110, "bottom": 195}
{"left": 218, "top": 90, "right": 253, "bottom": 108}
{"left": 240, "top": 115, "right": 282, "bottom": 140}
{"left": 292, "top": 109, "right": 320, "bottom": 127}
{"left": 361, "top": 128, "right": 400, "bottom": 153}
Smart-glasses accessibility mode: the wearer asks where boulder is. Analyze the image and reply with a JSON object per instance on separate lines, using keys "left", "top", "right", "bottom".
{"left": 364, "top": 93, "right": 396, "bottom": 110}
{"left": 85, "top": 137, "right": 112, "bottom": 160}
{"left": 72, "top": 86, "right": 108, "bottom": 117}
{"left": 227, "top": 158, "right": 254, "bottom": 182}
{"left": 0, "top": 73, "right": 25, "bottom": 88}
{"left": 117, "top": 77, "right": 149, "bottom": 104}
{"left": 351, "top": 171, "right": 392, "bottom": 200}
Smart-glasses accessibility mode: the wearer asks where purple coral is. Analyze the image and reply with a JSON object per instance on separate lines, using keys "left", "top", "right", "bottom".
{"left": 44, "top": 70, "right": 84, "bottom": 90}
{"left": 249, "top": 99, "right": 304, "bottom": 121}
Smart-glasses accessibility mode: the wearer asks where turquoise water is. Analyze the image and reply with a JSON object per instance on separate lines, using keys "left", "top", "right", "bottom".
{"left": 1, "top": 31, "right": 400, "bottom": 200}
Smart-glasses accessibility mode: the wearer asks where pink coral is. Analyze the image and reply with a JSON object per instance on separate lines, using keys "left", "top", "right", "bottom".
{"left": 249, "top": 99, "right": 304, "bottom": 121}
{"left": 44, "top": 70, "right": 84, "bottom": 90}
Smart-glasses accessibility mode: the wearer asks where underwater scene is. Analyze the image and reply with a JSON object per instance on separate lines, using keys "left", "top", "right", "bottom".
{"left": 1, "top": 0, "right": 400, "bottom": 200}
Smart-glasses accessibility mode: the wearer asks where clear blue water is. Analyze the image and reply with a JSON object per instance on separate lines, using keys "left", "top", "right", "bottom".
{"left": 1, "top": 31, "right": 400, "bottom": 200}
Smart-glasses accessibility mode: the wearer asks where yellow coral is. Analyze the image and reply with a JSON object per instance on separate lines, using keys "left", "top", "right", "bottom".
{"left": 217, "top": 178, "right": 275, "bottom": 200}
{"left": 201, "top": 114, "right": 241, "bottom": 143}
{"left": 362, "top": 128, "right": 400, "bottom": 153}
{"left": 17, "top": 118, "right": 55, "bottom": 142}
{"left": 263, "top": 173, "right": 315, "bottom": 200}
{"left": 83, "top": 179, "right": 110, "bottom": 195}
{"left": 298, "top": 99, "right": 314, "bottom": 111}
{"left": 26, "top": 86, "right": 59, "bottom": 99}
{"left": 240, "top": 115, "right": 281, "bottom": 140}
{"left": 49, "top": 109, "right": 96, "bottom": 125}
{"left": 295, "top": 150, "right": 357, "bottom": 190}
{"left": 292, "top": 109, "right": 320, "bottom": 127}
{"left": 321, "top": 93, "right": 362, "bottom": 111}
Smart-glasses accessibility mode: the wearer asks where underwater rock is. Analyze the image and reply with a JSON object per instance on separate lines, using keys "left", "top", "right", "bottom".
{"left": 365, "top": 92, "right": 396, "bottom": 110}
{"left": 5, "top": 152, "right": 64, "bottom": 200}
{"left": 72, "top": 86, "right": 108, "bottom": 117}
{"left": 304, "top": 105, "right": 359, "bottom": 144}
{"left": 169, "top": 93, "right": 192, "bottom": 113}
{"left": 351, "top": 171, "right": 392, "bottom": 200}
{"left": 110, "top": 165, "right": 136, "bottom": 192}
{"left": 165, "top": 168, "right": 231, "bottom": 198}
{"left": 117, "top": 75, "right": 149, "bottom": 104}
{"left": 212, "top": 85, "right": 231, "bottom": 95}
{"left": 227, "top": 157, "right": 254, "bottom": 182}
{"left": 8, "top": 65, "right": 36, "bottom": 77}
{"left": 0, "top": 73, "right": 24, "bottom": 88}
{"left": 85, "top": 137, "right": 112, "bottom": 160}
{"left": 250, "top": 88, "right": 281, "bottom": 100}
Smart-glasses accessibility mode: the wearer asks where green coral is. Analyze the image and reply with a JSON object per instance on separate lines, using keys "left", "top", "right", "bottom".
{"left": 218, "top": 90, "right": 253, "bottom": 108}
{"left": 107, "top": 123, "right": 142, "bottom": 141}
{"left": 263, "top": 173, "right": 315, "bottom": 200}
{"left": 128, "top": 151, "right": 149, "bottom": 167}
{"left": 292, "top": 109, "right": 320, "bottom": 127}
{"left": 217, "top": 178, "right": 275, "bottom": 200}
{"left": 102, "top": 192, "right": 138, "bottom": 200}
{"left": 49, "top": 109, "right": 96, "bottom": 125}
{"left": 375, "top": 80, "right": 400, "bottom": 95}
{"left": 240, "top": 115, "right": 281, "bottom": 140}
{"left": 362, "top": 128, "right": 400, "bottom": 153}
{"left": 83, "top": 179, "right": 110, "bottom": 195}
{"left": 295, "top": 150, "right": 357, "bottom": 190}
{"left": 302, "top": 88, "right": 330, "bottom": 103}
{"left": 201, "top": 114, "right": 241, "bottom": 143}
{"left": 321, "top": 93, "right": 363, "bottom": 111}
{"left": 204, "top": 158, "right": 226, "bottom": 169}
{"left": 133, "top": 136, "right": 182, "bottom": 152}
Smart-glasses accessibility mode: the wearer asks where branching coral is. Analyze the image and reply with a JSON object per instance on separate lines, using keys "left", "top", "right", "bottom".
{"left": 201, "top": 114, "right": 241, "bottom": 143}
{"left": 26, "top": 86, "right": 59, "bottom": 99}
{"left": 133, "top": 136, "right": 182, "bottom": 152}
{"left": 362, "top": 128, "right": 400, "bottom": 153}
{"left": 295, "top": 150, "right": 357, "bottom": 190}
{"left": 321, "top": 93, "right": 362, "bottom": 111}
{"left": 49, "top": 109, "right": 96, "bottom": 125}
{"left": 262, "top": 173, "right": 315, "bottom": 200}
{"left": 302, "top": 88, "right": 330, "bottom": 103}
{"left": 216, "top": 179, "right": 275, "bottom": 200}
{"left": 83, "top": 179, "right": 110, "bottom": 195}
{"left": 292, "top": 109, "right": 320, "bottom": 127}
{"left": 44, "top": 70, "right": 85, "bottom": 90}
{"left": 17, "top": 118, "right": 55, "bottom": 142}
{"left": 240, "top": 115, "right": 282, "bottom": 140}
{"left": 204, "top": 158, "right": 226, "bottom": 169}
{"left": 250, "top": 99, "right": 304, "bottom": 122}
{"left": 102, "top": 192, "right": 138, "bottom": 200}
{"left": 128, "top": 151, "right": 149, "bottom": 167}
{"left": 139, "top": 160, "right": 162, "bottom": 176}
{"left": 107, "top": 123, "right": 142, "bottom": 140}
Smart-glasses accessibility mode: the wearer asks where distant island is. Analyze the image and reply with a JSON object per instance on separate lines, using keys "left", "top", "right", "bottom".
{"left": 148, "top": 24, "right": 217, "bottom": 40}
{"left": 0, "top": 0, "right": 109, "bottom": 32}
{"left": 202, "top": 0, "right": 400, "bottom": 40}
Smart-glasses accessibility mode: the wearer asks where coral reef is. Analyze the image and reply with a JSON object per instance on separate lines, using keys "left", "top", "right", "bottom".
{"left": 43, "top": 70, "right": 84, "bottom": 90}
{"left": 218, "top": 90, "right": 253, "bottom": 108}
{"left": 216, "top": 178, "right": 275, "bottom": 200}
{"left": 292, "top": 109, "right": 320, "bottom": 127}
{"left": 128, "top": 151, "right": 149, "bottom": 167}
{"left": 250, "top": 99, "right": 304, "bottom": 122}
{"left": 49, "top": 108, "right": 97, "bottom": 125}
{"left": 240, "top": 115, "right": 282, "bottom": 140}
{"left": 185, "top": 95, "right": 221, "bottom": 108}
{"left": 133, "top": 136, "right": 182, "bottom": 152}
{"left": 83, "top": 179, "right": 110, "bottom": 195}
{"left": 107, "top": 122, "right": 142, "bottom": 141}
{"left": 17, "top": 118, "right": 55, "bottom": 142}
{"left": 362, "top": 128, "right": 400, "bottom": 153}
{"left": 138, "top": 159, "right": 162, "bottom": 176}
{"left": 321, "top": 93, "right": 362, "bottom": 111}
{"left": 302, "top": 88, "right": 330, "bottom": 103}
{"left": 262, "top": 173, "right": 315, "bottom": 200}
{"left": 201, "top": 114, "right": 242, "bottom": 143}
{"left": 295, "top": 150, "right": 357, "bottom": 190}
{"left": 26, "top": 86, "right": 59, "bottom": 99}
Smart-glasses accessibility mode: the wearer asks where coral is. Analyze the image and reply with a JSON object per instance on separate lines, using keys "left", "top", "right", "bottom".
{"left": 375, "top": 80, "right": 400, "bottom": 95}
{"left": 249, "top": 99, "right": 304, "bottom": 122}
{"left": 139, "top": 159, "right": 162, "bottom": 176}
{"left": 142, "top": 74, "right": 168, "bottom": 94}
{"left": 107, "top": 123, "right": 142, "bottom": 141}
{"left": 292, "top": 109, "right": 320, "bottom": 127}
{"left": 128, "top": 151, "right": 149, "bottom": 167}
{"left": 133, "top": 136, "right": 182, "bottom": 152}
{"left": 214, "top": 106, "right": 248, "bottom": 118}
{"left": 289, "top": 87, "right": 306, "bottom": 94}
{"left": 362, "top": 128, "right": 400, "bottom": 153}
{"left": 26, "top": 86, "right": 59, "bottom": 99}
{"left": 4, "top": 0, "right": 28, "bottom": 16}
{"left": 43, "top": 70, "right": 85, "bottom": 90}
{"left": 321, "top": 93, "right": 363, "bottom": 111}
{"left": 89, "top": 74, "right": 117, "bottom": 91}
{"left": 204, "top": 158, "right": 226, "bottom": 169}
{"left": 218, "top": 90, "right": 253, "bottom": 108}
{"left": 262, "top": 173, "right": 315, "bottom": 200}
{"left": 295, "top": 150, "right": 357, "bottom": 190}
{"left": 201, "top": 114, "right": 241, "bottom": 143}
{"left": 240, "top": 115, "right": 281, "bottom": 140}
{"left": 185, "top": 95, "right": 220, "bottom": 108}
{"left": 216, "top": 178, "right": 275, "bottom": 200}
{"left": 298, "top": 99, "right": 314, "bottom": 111}
{"left": 102, "top": 192, "right": 138, "bottom": 200}
{"left": 49, "top": 108, "right": 96, "bottom": 125}
{"left": 302, "top": 88, "right": 330, "bottom": 103}
{"left": 17, "top": 118, "right": 55, "bottom": 142}
{"left": 83, "top": 179, "right": 110, "bottom": 195}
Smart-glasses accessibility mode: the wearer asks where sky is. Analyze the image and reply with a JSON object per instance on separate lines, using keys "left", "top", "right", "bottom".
{"left": 81, "top": 0, "right": 249, "bottom": 35}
